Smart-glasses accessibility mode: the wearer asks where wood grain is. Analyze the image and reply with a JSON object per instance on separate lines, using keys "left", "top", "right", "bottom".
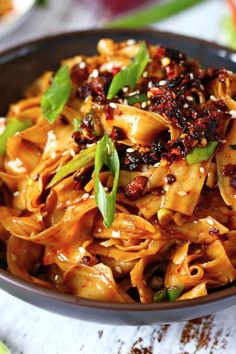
{"left": 0, "top": 289, "right": 234, "bottom": 354}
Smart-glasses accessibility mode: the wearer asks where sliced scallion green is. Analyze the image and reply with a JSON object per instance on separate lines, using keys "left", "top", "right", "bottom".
{"left": 41, "top": 65, "right": 71, "bottom": 124}
{"left": 94, "top": 135, "right": 120, "bottom": 228}
{"left": 127, "top": 93, "right": 148, "bottom": 105}
{"left": 186, "top": 141, "right": 218, "bottom": 165}
{"left": 47, "top": 144, "right": 96, "bottom": 187}
{"left": 107, "top": 43, "right": 149, "bottom": 99}
{"left": 153, "top": 289, "right": 167, "bottom": 302}
{"left": 167, "top": 286, "right": 184, "bottom": 301}
{"left": 0, "top": 118, "right": 32, "bottom": 156}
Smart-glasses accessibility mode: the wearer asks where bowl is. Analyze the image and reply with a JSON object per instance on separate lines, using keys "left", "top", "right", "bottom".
{"left": 0, "top": 28, "right": 236, "bottom": 325}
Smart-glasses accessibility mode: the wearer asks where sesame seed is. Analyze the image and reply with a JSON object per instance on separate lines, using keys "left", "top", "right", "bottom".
{"left": 57, "top": 253, "right": 69, "bottom": 263}
{"left": 234, "top": 195, "right": 236, "bottom": 200}
{"left": 90, "top": 69, "right": 99, "bottom": 78}
{"left": 186, "top": 96, "right": 194, "bottom": 101}
{"left": 159, "top": 80, "right": 167, "bottom": 86}
{"left": 70, "top": 149, "right": 76, "bottom": 157}
{"left": 148, "top": 81, "right": 153, "bottom": 89}
{"left": 141, "top": 102, "right": 147, "bottom": 109}
{"left": 81, "top": 193, "right": 89, "bottom": 200}
{"left": 79, "top": 61, "right": 86, "bottom": 69}
{"left": 104, "top": 187, "right": 109, "bottom": 192}
{"left": 51, "top": 151, "right": 56, "bottom": 159}
{"left": 123, "top": 99, "right": 128, "bottom": 105}
{"left": 206, "top": 218, "right": 214, "bottom": 225}
{"left": 177, "top": 191, "right": 187, "bottom": 196}
{"left": 122, "top": 87, "right": 128, "bottom": 93}
{"left": 126, "top": 148, "right": 134, "bottom": 153}
{"left": 199, "top": 167, "right": 205, "bottom": 174}
{"left": 230, "top": 110, "right": 236, "bottom": 118}
{"left": 127, "top": 39, "right": 135, "bottom": 45}
{"left": 97, "top": 227, "right": 102, "bottom": 232}
{"left": 161, "top": 57, "right": 170, "bottom": 67}
{"left": 115, "top": 266, "right": 122, "bottom": 274}
{"left": 210, "top": 95, "right": 217, "bottom": 101}
{"left": 112, "top": 230, "right": 121, "bottom": 238}
{"left": 128, "top": 90, "right": 140, "bottom": 96}
{"left": 109, "top": 102, "right": 117, "bottom": 109}
{"left": 154, "top": 162, "right": 160, "bottom": 168}
{"left": 183, "top": 103, "right": 189, "bottom": 108}
{"left": 13, "top": 191, "right": 20, "bottom": 197}
{"left": 143, "top": 71, "right": 148, "bottom": 78}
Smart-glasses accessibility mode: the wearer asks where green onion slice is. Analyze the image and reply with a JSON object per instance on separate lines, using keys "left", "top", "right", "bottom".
{"left": 41, "top": 65, "right": 71, "bottom": 124}
{"left": 153, "top": 289, "right": 167, "bottom": 302}
{"left": 94, "top": 135, "right": 120, "bottom": 228}
{"left": 73, "top": 117, "right": 81, "bottom": 131}
{"left": 107, "top": 43, "right": 149, "bottom": 99}
{"left": 0, "top": 118, "right": 32, "bottom": 156}
{"left": 186, "top": 141, "right": 218, "bottom": 165}
{"left": 167, "top": 286, "right": 184, "bottom": 301}
{"left": 127, "top": 93, "right": 148, "bottom": 105}
{"left": 47, "top": 144, "right": 96, "bottom": 187}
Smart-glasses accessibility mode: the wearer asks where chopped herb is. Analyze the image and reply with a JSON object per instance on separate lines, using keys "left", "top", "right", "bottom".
{"left": 167, "top": 286, "right": 184, "bottom": 301}
{"left": 41, "top": 65, "right": 71, "bottom": 124}
{"left": 127, "top": 93, "right": 148, "bottom": 105}
{"left": 153, "top": 286, "right": 183, "bottom": 302}
{"left": 153, "top": 289, "right": 167, "bottom": 302}
{"left": 0, "top": 118, "right": 32, "bottom": 156}
{"left": 230, "top": 144, "right": 236, "bottom": 150}
{"left": 47, "top": 144, "right": 96, "bottom": 187}
{"left": 107, "top": 43, "right": 149, "bottom": 99}
{"left": 186, "top": 141, "right": 218, "bottom": 165}
{"left": 94, "top": 135, "right": 120, "bottom": 228}
{"left": 73, "top": 117, "right": 81, "bottom": 131}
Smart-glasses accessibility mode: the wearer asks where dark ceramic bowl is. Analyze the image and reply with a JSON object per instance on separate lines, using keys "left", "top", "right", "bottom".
{"left": 0, "top": 29, "right": 236, "bottom": 325}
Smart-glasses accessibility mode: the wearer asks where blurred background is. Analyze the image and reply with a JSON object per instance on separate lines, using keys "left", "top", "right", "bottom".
{"left": 0, "top": 0, "right": 235, "bottom": 52}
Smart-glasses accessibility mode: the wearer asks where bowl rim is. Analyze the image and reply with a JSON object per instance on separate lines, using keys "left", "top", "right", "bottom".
{"left": 0, "top": 27, "right": 236, "bottom": 312}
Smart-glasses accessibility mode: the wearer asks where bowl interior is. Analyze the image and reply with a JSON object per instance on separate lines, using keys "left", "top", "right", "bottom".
{"left": 0, "top": 28, "right": 236, "bottom": 324}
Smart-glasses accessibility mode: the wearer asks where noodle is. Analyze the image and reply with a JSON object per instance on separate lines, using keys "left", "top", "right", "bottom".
{"left": 0, "top": 38, "right": 236, "bottom": 303}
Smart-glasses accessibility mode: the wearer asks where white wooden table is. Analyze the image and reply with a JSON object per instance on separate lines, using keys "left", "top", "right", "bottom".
{"left": 1, "top": 1, "right": 236, "bottom": 353}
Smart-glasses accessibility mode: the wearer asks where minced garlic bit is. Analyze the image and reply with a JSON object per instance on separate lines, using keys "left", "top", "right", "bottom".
{"left": 90, "top": 69, "right": 99, "bottom": 78}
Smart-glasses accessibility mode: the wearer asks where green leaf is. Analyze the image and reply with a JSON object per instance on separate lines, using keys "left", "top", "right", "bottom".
{"left": 107, "top": 43, "right": 149, "bottom": 99}
{"left": 105, "top": 0, "right": 206, "bottom": 28}
{"left": 47, "top": 144, "right": 96, "bottom": 187}
{"left": 153, "top": 289, "right": 167, "bottom": 302}
{"left": 223, "top": 16, "right": 236, "bottom": 50}
{"left": 0, "top": 340, "right": 11, "bottom": 354}
{"left": 167, "top": 286, "right": 184, "bottom": 301}
{"left": 127, "top": 93, "right": 148, "bottom": 105}
{"left": 0, "top": 118, "right": 32, "bottom": 156}
{"left": 186, "top": 141, "right": 218, "bottom": 165}
{"left": 94, "top": 135, "right": 120, "bottom": 228}
{"left": 41, "top": 65, "right": 71, "bottom": 124}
